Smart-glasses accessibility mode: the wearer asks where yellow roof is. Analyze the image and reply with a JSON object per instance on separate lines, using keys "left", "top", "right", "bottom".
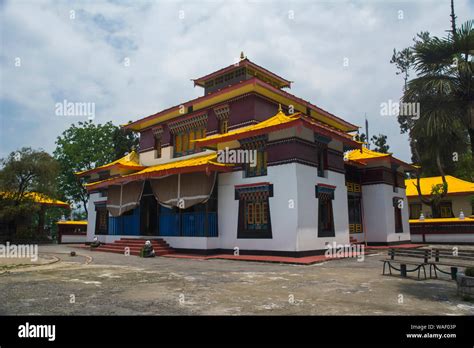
{"left": 86, "top": 153, "right": 233, "bottom": 190}
{"left": 405, "top": 176, "right": 474, "bottom": 197}
{"left": 409, "top": 217, "right": 474, "bottom": 224}
{"left": 193, "top": 108, "right": 358, "bottom": 149}
{"left": 346, "top": 147, "right": 390, "bottom": 161}
{"left": 0, "top": 192, "right": 69, "bottom": 207}
{"left": 75, "top": 151, "right": 145, "bottom": 177}
{"left": 194, "top": 109, "right": 301, "bottom": 146}
{"left": 345, "top": 146, "right": 414, "bottom": 170}
{"left": 57, "top": 220, "right": 87, "bottom": 225}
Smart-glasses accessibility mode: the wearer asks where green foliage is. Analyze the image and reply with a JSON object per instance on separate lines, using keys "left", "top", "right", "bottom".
{"left": 354, "top": 132, "right": 367, "bottom": 143}
{"left": 53, "top": 121, "right": 138, "bottom": 216}
{"left": 452, "top": 152, "right": 474, "bottom": 182}
{"left": 465, "top": 267, "right": 474, "bottom": 277}
{"left": 391, "top": 15, "right": 473, "bottom": 204}
{"left": 0, "top": 148, "right": 62, "bottom": 240}
{"left": 371, "top": 134, "right": 390, "bottom": 153}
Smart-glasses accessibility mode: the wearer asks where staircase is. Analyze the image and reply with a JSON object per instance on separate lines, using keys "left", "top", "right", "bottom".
{"left": 92, "top": 238, "right": 175, "bottom": 256}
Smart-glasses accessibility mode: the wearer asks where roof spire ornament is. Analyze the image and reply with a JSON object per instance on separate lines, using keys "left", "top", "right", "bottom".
{"left": 278, "top": 103, "right": 283, "bottom": 113}
{"left": 240, "top": 51, "right": 246, "bottom": 60}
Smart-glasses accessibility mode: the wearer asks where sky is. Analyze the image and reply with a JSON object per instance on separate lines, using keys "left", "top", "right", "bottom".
{"left": 1, "top": 0, "right": 473, "bottom": 163}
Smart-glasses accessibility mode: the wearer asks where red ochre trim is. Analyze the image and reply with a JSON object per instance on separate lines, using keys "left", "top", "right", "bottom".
{"left": 317, "top": 183, "right": 337, "bottom": 189}
{"left": 197, "top": 118, "right": 360, "bottom": 149}
{"left": 124, "top": 79, "right": 257, "bottom": 130}
{"left": 76, "top": 163, "right": 146, "bottom": 178}
{"left": 351, "top": 153, "right": 415, "bottom": 171}
{"left": 235, "top": 182, "right": 271, "bottom": 189}
{"left": 86, "top": 163, "right": 232, "bottom": 191}
{"left": 254, "top": 79, "right": 358, "bottom": 131}
{"left": 124, "top": 77, "right": 358, "bottom": 132}
{"left": 193, "top": 59, "right": 292, "bottom": 88}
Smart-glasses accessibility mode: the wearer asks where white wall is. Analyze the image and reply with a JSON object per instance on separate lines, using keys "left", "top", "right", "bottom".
{"left": 362, "top": 184, "right": 410, "bottom": 244}
{"left": 295, "top": 163, "right": 349, "bottom": 251}
{"left": 216, "top": 163, "right": 299, "bottom": 252}
{"left": 86, "top": 192, "right": 105, "bottom": 243}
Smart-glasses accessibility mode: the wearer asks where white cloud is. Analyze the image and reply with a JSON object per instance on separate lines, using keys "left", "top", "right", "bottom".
{"left": 0, "top": 0, "right": 472, "bottom": 162}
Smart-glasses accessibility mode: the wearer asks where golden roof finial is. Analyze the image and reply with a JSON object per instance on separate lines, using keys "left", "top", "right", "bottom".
{"left": 278, "top": 103, "right": 283, "bottom": 112}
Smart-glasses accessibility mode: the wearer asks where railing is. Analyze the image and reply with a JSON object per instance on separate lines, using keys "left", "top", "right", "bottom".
{"left": 159, "top": 212, "right": 217, "bottom": 237}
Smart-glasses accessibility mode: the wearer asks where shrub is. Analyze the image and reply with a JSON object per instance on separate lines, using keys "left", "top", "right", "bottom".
{"left": 465, "top": 267, "right": 474, "bottom": 277}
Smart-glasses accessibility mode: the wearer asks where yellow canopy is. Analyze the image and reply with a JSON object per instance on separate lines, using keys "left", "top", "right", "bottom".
{"left": 405, "top": 175, "right": 474, "bottom": 197}
{"left": 85, "top": 153, "right": 233, "bottom": 190}
{"left": 75, "top": 151, "right": 145, "bottom": 177}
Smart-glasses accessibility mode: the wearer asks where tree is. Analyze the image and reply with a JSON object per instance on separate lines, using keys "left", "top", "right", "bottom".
{"left": 406, "top": 20, "right": 474, "bottom": 157}
{"left": 354, "top": 132, "right": 367, "bottom": 144}
{"left": 371, "top": 134, "right": 390, "bottom": 153}
{"left": 390, "top": 2, "right": 473, "bottom": 216}
{"left": 54, "top": 121, "right": 138, "bottom": 216}
{"left": 0, "top": 147, "right": 61, "bottom": 237}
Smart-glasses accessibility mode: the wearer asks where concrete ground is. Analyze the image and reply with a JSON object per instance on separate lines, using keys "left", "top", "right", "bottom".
{"left": 0, "top": 244, "right": 473, "bottom": 315}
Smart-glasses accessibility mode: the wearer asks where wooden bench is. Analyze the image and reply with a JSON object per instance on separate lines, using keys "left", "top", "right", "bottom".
{"left": 381, "top": 248, "right": 431, "bottom": 280}
{"left": 429, "top": 248, "right": 474, "bottom": 280}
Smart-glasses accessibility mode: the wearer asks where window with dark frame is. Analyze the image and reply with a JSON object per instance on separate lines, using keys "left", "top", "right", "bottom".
{"left": 174, "top": 127, "right": 206, "bottom": 157}
{"left": 316, "top": 185, "right": 336, "bottom": 237}
{"left": 316, "top": 146, "right": 327, "bottom": 178}
{"left": 346, "top": 182, "right": 363, "bottom": 233}
{"left": 242, "top": 137, "right": 267, "bottom": 178}
{"left": 439, "top": 201, "right": 453, "bottom": 218}
{"left": 235, "top": 184, "right": 273, "bottom": 239}
{"left": 95, "top": 205, "right": 108, "bottom": 235}
{"left": 154, "top": 134, "right": 161, "bottom": 158}
{"left": 409, "top": 203, "right": 422, "bottom": 219}
{"left": 219, "top": 119, "right": 228, "bottom": 134}
{"left": 393, "top": 197, "right": 403, "bottom": 233}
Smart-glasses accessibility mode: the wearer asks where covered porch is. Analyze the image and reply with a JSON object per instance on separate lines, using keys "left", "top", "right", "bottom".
{"left": 86, "top": 153, "right": 231, "bottom": 239}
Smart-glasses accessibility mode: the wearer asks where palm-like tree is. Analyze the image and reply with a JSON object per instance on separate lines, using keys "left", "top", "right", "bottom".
{"left": 404, "top": 20, "right": 474, "bottom": 157}
{"left": 401, "top": 20, "right": 473, "bottom": 218}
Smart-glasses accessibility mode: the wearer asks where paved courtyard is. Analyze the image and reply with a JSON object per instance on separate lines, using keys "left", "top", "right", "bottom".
{"left": 0, "top": 244, "right": 473, "bottom": 315}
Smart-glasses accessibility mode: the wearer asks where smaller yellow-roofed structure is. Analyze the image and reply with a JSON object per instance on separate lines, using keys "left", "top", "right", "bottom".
{"left": 405, "top": 175, "right": 474, "bottom": 197}
{"left": 0, "top": 192, "right": 69, "bottom": 208}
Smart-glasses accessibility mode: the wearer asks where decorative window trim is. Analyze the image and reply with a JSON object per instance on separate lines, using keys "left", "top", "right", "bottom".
{"left": 168, "top": 113, "right": 208, "bottom": 134}
{"left": 235, "top": 183, "right": 273, "bottom": 239}
{"left": 214, "top": 104, "right": 230, "bottom": 120}
{"left": 173, "top": 127, "right": 206, "bottom": 158}
{"left": 241, "top": 135, "right": 268, "bottom": 178}
{"left": 316, "top": 184, "right": 336, "bottom": 237}
{"left": 315, "top": 184, "right": 336, "bottom": 201}
{"left": 152, "top": 126, "right": 163, "bottom": 138}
